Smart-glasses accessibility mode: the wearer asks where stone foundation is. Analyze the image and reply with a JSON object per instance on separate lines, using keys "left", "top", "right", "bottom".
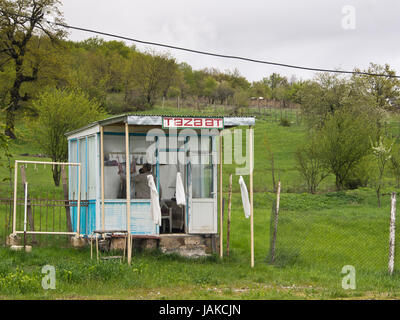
{"left": 158, "top": 234, "right": 219, "bottom": 258}
{"left": 7, "top": 232, "right": 219, "bottom": 258}
{"left": 70, "top": 236, "right": 86, "bottom": 248}
{"left": 6, "top": 234, "right": 21, "bottom": 246}
{"left": 109, "top": 237, "right": 126, "bottom": 250}
{"left": 108, "top": 233, "right": 219, "bottom": 258}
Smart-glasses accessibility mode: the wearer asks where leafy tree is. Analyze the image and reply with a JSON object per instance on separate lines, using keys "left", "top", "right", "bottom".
{"left": 265, "top": 73, "right": 288, "bottom": 101}
{"left": 370, "top": 136, "right": 393, "bottom": 207}
{"left": 226, "top": 68, "right": 250, "bottom": 90}
{"left": 128, "top": 51, "right": 177, "bottom": 108}
{"left": 390, "top": 143, "right": 400, "bottom": 188}
{"left": 0, "top": 123, "right": 12, "bottom": 182}
{"left": 295, "top": 133, "right": 328, "bottom": 194}
{"left": 298, "top": 73, "right": 349, "bottom": 128}
{"left": 352, "top": 63, "right": 400, "bottom": 110}
{"left": 232, "top": 89, "right": 249, "bottom": 114}
{"left": 0, "top": 0, "right": 65, "bottom": 138}
{"left": 251, "top": 78, "right": 272, "bottom": 100}
{"left": 285, "top": 81, "right": 305, "bottom": 105}
{"left": 203, "top": 76, "right": 218, "bottom": 104}
{"left": 318, "top": 107, "right": 376, "bottom": 190}
{"left": 215, "top": 81, "right": 234, "bottom": 105}
{"left": 28, "top": 87, "right": 106, "bottom": 186}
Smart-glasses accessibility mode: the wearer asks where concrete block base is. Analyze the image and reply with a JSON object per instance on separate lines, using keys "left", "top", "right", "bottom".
{"left": 70, "top": 236, "right": 86, "bottom": 248}
{"left": 158, "top": 234, "right": 219, "bottom": 258}
{"left": 110, "top": 237, "right": 126, "bottom": 251}
{"left": 6, "top": 234, "right": 21, "bottom": 246}
{"left": 10, "top": 245, "right": 32, "bottom": 252}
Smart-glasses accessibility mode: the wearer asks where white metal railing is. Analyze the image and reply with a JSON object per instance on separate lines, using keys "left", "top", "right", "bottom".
{"left": 12, "top": 160, "right": 82, "bottom": 237}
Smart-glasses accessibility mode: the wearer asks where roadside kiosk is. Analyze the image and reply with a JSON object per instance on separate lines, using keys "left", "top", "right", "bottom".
{"left": 66, "top": 114, "right": 255, "bottom": 260}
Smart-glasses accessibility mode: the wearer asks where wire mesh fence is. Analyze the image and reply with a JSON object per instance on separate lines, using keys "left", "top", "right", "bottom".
{"left": 155, "top": 98, "right": 303, "bottom": 125}
{"left": 267, "top": 193, "right": 400, "bottom": 274}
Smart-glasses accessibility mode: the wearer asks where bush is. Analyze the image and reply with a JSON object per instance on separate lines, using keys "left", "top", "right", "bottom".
{"left": 343, "top": 156, "right": 373, "bottom": 190}
{"left": 295, "top": 134, "right": 328, "bottom": 194}
{"left": 317, "top": 107, "right": 377, "bottom": 190}
{"left": 279, "top": 118, "right": 291, "bottom": 127}
{"left": 0, "top": 268, "right": 41, "bottom": 295}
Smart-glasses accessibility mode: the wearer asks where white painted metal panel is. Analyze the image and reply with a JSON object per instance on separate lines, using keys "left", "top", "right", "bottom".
{"left": 223, "top": 117, "right": 255, "bottom": 127}
{"left": 127, "top": 115, "right": 162, "bottom": 126}
{"left": 188, "top": 135, "right": 218, "bottom": 234}
{"left": 78, "top": 138, "right": 87, "bottom": 200}
{"left": 190, "top": 199, "right": 217, "bottom": 233}
{"left": 87, "top": 135, "right": 97, "bottom": 199}
{"left": 104, "top": 200, "right": 156, "bottom": 234}
{"left": 67, "top": 124, "right": 100, "bottom": 140}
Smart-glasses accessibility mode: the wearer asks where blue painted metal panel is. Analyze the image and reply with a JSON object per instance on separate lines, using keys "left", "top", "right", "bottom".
{"left": 71, "top": 200, "right": 96, "bottom": 236}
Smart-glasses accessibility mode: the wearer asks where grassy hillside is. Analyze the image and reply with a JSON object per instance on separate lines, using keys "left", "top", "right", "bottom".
{"left": 1, "top": 107, "right": 400, "bottom": 299}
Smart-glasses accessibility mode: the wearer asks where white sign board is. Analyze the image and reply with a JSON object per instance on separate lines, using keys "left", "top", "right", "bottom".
{"left": 162, "top": 117, "right": 224, "bottom": 129}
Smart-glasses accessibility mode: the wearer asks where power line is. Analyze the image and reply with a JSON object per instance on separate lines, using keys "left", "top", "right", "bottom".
{"left": 3, "top": 10, "right": 400, "bottom": 79}
{"left": 53, "top": 21, "right": 400, "bottom": 79}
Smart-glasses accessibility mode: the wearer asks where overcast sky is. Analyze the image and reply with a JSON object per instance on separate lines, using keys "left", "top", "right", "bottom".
{"left": 60, "top": 0, "right": 400, "bottom": 82}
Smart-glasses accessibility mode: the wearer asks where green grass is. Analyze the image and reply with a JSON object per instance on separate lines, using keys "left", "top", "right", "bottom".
{"left": 1, "top": 106, "right": 400, "bottom": 299}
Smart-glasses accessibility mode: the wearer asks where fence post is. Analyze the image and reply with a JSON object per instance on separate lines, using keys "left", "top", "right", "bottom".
{"left": 269, "top": 180, "right": 281, "bottom": 264}
{"left": 20, "top": 165, "right": 36, "bottom": 243}
{"left": 389, "top": 192, "right": 396, "bottom": 275}
{"left": 227, "top": 174, "right": 233, "bottom": 257}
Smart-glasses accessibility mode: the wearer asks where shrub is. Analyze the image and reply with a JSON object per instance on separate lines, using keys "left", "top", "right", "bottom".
{"left": 317, "top": 108, "right": 377, "bottom": 190}
{"left": 0, "top": 268, "right": 41, "bottom": 295}
{"left": 295, "top": 134, "right": 328, "bottom": 194}
{"left": 343, "top": 156, "right": 373, "bottom": 190}
{"left": 279, "top": 118, "right": 291, "bottom": 127}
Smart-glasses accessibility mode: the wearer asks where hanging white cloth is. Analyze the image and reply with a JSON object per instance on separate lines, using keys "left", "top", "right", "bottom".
{"left": 147, "top": 175, "right": 162, "bottom": 226}
{"left": 239, "top": 176, "right": 251, "bottom": 219}
{"left": 176, "top": 172, "right": 186, "bottom": 207}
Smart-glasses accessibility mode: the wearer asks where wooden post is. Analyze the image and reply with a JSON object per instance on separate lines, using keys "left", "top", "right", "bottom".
{"left": 125, "top": 123, "right": 132, "bottom": 265}
{"left": 249, "top": 126, "right": 254, "bottom": 268}
{"left": 61, "top": 165, "right": 73, "bottom": 232}
{"left": 270, "top": 180, "right": 281, "bottom": 264}
{"left": 389, "top": 192, "right": 396, "bottom": 275}
{"left": 100, "top": 126, "right": 105, "bottom": 231}
{"left": 219, "top": 130, "right": 223, "bottom": 259}
{"left": 227, "top": 173, "right": 233, "bottom": 257}
{"left": 19, "top": 165, "right": 36, "bottom": 242}
{"left": 96, "top": 236, "right": 99, "bottom": 261}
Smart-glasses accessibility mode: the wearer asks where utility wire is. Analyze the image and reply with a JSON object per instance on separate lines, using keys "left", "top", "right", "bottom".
{"left": 53, "top": 21, "right": 400, "bottom": 79}
{"left": 3, "top": 10, "right": 400, "bottom": 79}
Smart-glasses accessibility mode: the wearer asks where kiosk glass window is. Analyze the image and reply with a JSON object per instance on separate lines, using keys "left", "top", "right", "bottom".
{"left": 103, "top": 133, "right": 155, "bottom": 199}
{"left": 191, "top": 136, "right": 214, "bottom": 199}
